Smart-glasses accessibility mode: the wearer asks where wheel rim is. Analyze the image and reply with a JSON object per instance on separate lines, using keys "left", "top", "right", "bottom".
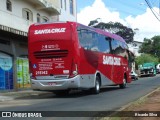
{"left": 123, "top": 78, "right": 126, "bottom": 85}
{"left": 96, "top": 80, "right": 100, "bottom": 92}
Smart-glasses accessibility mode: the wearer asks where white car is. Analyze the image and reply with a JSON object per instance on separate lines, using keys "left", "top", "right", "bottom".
{"left": 157, "top": 64, "right": 160, "bottom": 73}
{"left": 131, "top": 71, "right": 138, "bottom": 80}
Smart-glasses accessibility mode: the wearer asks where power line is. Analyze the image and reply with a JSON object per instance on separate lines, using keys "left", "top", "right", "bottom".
{"left": 145, "top": 0, "right": 160, "bottom": 22}
{"left": 109, "top": 0, "right": 148, "bottom": 17}
{"left": 148, "top": 0, "right": 160, "bottom": 16}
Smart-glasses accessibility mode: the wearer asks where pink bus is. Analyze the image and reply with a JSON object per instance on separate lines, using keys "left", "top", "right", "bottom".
{"left": 28, "top": 21, "right": 133, "bottom": 95}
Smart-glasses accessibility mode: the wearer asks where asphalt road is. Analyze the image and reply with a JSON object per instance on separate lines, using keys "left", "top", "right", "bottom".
{"left": 0, "top": 74, "right": 160, "bottom": 120}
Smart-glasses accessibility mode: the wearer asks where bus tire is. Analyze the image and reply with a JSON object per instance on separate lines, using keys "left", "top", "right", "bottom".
{"left": 53, "top": 90, "right": 69, "bottom": 96}
{"left": 91, "top": 76, "right": 100, "bottom": 94}
{"left": 119, "top": 76, "right": 127, "bottom": 89}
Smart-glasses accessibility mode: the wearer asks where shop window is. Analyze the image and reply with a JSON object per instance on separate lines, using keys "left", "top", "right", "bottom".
{"left": 0, "top": 53, "right": 13, "bottom": 90}
{"left": 17, "top": 58, "right": 30, "bottom": 89}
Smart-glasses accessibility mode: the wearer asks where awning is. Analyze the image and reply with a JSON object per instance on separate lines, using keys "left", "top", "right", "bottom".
{"left": 0, "top": 24, "right": 28, "bottom": 36}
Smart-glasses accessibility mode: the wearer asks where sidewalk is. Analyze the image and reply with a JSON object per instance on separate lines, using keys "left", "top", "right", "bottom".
{"left": 101, "top": 87, "right": 160, "bottom": 120}
{"left": 0, "top": 90, "right": 51, "bottom": 102}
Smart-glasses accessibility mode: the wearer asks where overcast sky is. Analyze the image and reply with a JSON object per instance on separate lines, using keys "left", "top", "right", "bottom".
{"left": 77, "top": 0, "right": 160, "bottom": 42}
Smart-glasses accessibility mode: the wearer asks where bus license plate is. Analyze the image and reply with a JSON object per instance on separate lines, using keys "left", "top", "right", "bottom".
{"left": 48, "top": 82, "right": 56, "bottom": 86}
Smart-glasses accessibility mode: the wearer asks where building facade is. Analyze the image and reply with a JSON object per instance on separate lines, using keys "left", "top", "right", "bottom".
{"left": 0, "top": 0, "right": 77, "bottom": 91}
{"left": 48, "top": 0, "right": 77, "bottom": 22}
{"left": 128, "top": 41, "right": 142, "bottom": 72}
{"left": 58, "top": 0, "right": 77, "bottom": 21}
{"left": 128, "top": 41, "right": 142, "bottom": 57}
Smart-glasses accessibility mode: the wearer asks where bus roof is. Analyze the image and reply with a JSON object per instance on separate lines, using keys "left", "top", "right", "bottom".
{"left": 31, "top": 21, "right": 126, "bottom": 43}
{"left": 76, "top": 22, "right": 126, "bottom": 43}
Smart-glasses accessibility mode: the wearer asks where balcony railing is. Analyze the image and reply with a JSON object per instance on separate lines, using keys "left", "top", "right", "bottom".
{"left": 27, "top": 0, "right": 60, "bottom": 15}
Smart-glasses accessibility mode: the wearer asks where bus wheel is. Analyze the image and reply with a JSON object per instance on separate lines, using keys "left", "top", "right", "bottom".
{"left": 53, "top": 90, "right": 69, "bottom": 96}
{"left": 119, "top": 76, "right": 127, "bottom": 89}
{"left": 91, "top": 76, "right": 100, "bottom": 94}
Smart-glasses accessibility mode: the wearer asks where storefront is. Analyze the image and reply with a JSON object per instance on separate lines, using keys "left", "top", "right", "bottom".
{"left": 0, "top": 52, "right": 13, "bottom": 90}
{"left": 17, "top": 58, "right": 30, "bottom": 89}
{"left": 0, "top": 27, "right": 30, "bottom": 91}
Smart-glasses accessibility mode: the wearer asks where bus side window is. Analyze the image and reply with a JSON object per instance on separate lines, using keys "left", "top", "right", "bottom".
{"left": 128, "top": 51, "right": 134, "bottom": 69}
{"left": 111, "top": 39, "right": 119, "bottom": 55}
{"left": 77, "top": 28, "right": 90, "bottom": 50}
{"left": 90, "top": 32, "right": 99, "bottom": 51}
{"left": 97, "top": 35, "right": 111, "bottom": 53}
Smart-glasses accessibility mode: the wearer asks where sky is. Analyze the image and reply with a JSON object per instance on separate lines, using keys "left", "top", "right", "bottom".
{"left": 77, "top": 0, "right": 160, "bottom": 42}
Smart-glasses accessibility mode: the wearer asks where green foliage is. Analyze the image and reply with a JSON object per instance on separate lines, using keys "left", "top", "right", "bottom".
{"left": 135, "top": 54, "right": 159, "bottom": 65}
{"left": 88, "top": 20, "right": 134, "bottom": 43}
{"left": 139, "top": 36, "right": 160, "bottom": 58}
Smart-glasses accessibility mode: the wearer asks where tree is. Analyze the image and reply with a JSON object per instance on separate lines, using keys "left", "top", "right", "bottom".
{"left": 135, "top": 54, "right": 159, "bottom": 66}
{"left": 139, "top": 36, "right": 160, "bottom": 58}
{"left": 152, "top": 36, "right": 160, "bottom": 58}
{"left": 88, "top": 20, "right": 134, "bottom": 43}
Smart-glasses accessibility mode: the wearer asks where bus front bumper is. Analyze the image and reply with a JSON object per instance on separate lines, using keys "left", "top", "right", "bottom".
{"left": 31, "top": 75, "right": 81, "bottom": 91}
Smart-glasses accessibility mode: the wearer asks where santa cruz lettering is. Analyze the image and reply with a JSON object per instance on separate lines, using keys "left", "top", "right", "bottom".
{"left": 103, "top": 55, "right": 121, "bottom": 66}
{"left": 34, "top": 28, "right": 66, "bottom": 35}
